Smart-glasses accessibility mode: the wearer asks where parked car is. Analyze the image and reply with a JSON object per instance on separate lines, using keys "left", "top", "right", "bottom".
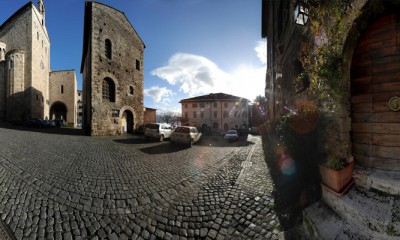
{"left": 224, "top": 129, "right": 240, "bottom": 141}
{"left": 43, "top": 120, "right": 56, "bottom": 128}
{"left": 25, "top": 119, "right": 44, "bottom": 128}
{"left": 144, "top": 123, "right": 173, "bottom": 142}
{"left": 54, "top": 119, "right": 66, "bottom": 127}
{"left": 170, "top": 126, "right": 202, "bottom": 147}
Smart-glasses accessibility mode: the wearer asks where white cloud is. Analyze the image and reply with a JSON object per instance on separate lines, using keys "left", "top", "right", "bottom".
{"left": 255, "top": 40, "right": 267, "bottom": 65}
{"left": 151, "top": 53, "right": 223, "bottom": 96}
{"left": 144, "top": 86, "right": 174, "bottom": 103}
{"left": 150, "top": 42, "right": 267, "bottom": 101}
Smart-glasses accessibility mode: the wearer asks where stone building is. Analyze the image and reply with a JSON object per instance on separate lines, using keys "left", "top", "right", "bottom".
{"left": 77, "top": 90, "right": 83, "bottom": 126}
{"left": 180, "top": 93, "right": 250, "bottom": 132}
{"left": 143, "top": 107, "right": 156, "bottom": 126}
{"left": 0, "top": 1, "right": 77, "bottom": 126}
{"left": 262, "top": 0, "right": 400, "bottom": 238}
{"left": 49, "top": 70, "right": 77, "bottom": 126}
{"left": 81, "top": 1, "right": 145, "bottom": 136}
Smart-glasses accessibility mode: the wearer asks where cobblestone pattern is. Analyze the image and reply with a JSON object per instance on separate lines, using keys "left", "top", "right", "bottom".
{"left": 0, "top": 126, "right": 280, "bottom": 239}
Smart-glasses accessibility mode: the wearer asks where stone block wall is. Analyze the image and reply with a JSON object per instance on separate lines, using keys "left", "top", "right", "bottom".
{"left": 82, "top": 2, "right": 144, "bottom": 136}
{"left": 49, "top": 70, "right": 77, "bottom": 126}
{"left": 0, "top": 3, "right": 50, "bottom": 121}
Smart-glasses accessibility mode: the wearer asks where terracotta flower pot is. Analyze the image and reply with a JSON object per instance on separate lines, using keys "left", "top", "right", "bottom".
{"left": 319, "top": 160, "right": 354, "bottom": 194}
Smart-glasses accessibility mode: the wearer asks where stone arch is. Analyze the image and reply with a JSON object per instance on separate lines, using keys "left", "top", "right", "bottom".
{"left": 119, "top": 106, "right": 135, "bottom": 134}
{"left": 333, "top": 1, "right": 400, "bottom": 159}
{"left": 50, "top": 101, "right": 68, "bottom": 121}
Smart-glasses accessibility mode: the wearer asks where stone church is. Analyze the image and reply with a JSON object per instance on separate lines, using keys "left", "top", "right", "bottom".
{"left": 81, "top": 2, "right": 145, "bottom": 136}
{"left": 0, "top": 0, "right": 77, "bottom": 126}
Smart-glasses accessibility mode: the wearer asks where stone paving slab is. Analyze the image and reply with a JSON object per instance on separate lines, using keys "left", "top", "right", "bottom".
{"left": 0, "top": 125, "right": 281, "bottom": 239}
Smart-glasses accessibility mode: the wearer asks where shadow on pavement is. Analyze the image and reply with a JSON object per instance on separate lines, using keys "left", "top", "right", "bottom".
{"left": 197, "top": 135, "right": 255, "bottom": 148}
{"left": 113, "top": 136, "right": 146, "bottom": 145}
{"left": 139, "top": 142, "right": 188, "bottom": 154}
{"left": 0, "top": 121, "right": 84, "bottom": 136}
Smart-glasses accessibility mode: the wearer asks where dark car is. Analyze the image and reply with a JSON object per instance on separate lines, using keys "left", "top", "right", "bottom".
{"left": 54, "top": 119, "right": 66, "bottom": 127}
{"left": 25, "top": 119, "right": 45, "bottom": 128}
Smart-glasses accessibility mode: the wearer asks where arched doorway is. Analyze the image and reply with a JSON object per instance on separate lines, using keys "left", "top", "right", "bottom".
{"left": 50, "top": 102, "right": 67, "bottom": 121}
{"left": 213, "top": 122, "right": 218, "bottom": 129}
{"left": 351, "top": 13, "right": 400, "bottom": 171}
{"left": 121, "top": 110, "right": 134, "bottom": 134}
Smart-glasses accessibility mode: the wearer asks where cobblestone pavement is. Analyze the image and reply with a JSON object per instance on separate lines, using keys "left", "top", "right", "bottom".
{"left": 0, "top": 125, "right": 281, "bottom": 239}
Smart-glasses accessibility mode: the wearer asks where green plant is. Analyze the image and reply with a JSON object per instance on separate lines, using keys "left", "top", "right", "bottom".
{"left": 325, "top": 155, "right": 346, "bottom": 171}
{"left": 299, "top": 0, "right": 360, "bottom": 108}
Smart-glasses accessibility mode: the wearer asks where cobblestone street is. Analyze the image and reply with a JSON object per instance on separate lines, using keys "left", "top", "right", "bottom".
{"left": 0, "top": 125, "right": 281, "bottom": 239}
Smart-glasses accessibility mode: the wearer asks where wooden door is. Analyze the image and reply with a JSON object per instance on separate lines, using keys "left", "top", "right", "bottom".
{"left": 351, "top": 13, "right": 400, "bottom": 171}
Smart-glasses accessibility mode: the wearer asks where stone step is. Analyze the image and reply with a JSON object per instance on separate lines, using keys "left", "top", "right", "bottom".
{"left": 319, "top": 185, "right": 400, "bottom": 239}
{"left": 354, "top": 166, "right": 400, "bottom": 195}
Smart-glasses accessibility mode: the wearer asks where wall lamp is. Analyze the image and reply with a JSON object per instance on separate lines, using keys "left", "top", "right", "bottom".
{"left": 294, "top": 0, "right": 309, "bottom": 25}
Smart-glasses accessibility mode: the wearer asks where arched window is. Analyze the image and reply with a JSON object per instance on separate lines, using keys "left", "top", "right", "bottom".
{"left": 105, "top": 39, "right": 112, "bottom": 59}
{"left": 102, "top": 78, "right": 115, "bottom": 102}
{"left": 61, "top": 85, "right": 64, "bottom": 94}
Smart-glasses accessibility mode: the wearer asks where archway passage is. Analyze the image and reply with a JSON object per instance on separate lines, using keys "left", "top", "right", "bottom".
{"left": 50, "top": 102, "right": 67, "bottom": 121}
{"left": 122, "top": 110, "right": 133, "bottom": 134}
{"left": 351, "top": 13, "right": 400, "bottom": 171}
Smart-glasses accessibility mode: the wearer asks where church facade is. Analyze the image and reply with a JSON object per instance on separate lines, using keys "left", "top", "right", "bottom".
{"left": 81, "top": 2, "right": 145, "bottom": 136}
{"left": 0, "top": 1, "right": 77, "bottom": 126}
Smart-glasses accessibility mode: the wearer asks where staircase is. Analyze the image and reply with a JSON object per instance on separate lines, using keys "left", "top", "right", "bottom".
{"left": 303, "top": 166, "right": 400, "bottom": 239}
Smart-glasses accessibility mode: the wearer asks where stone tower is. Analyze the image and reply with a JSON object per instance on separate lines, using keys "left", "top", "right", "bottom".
{"left": 81, "top": 2, "right": 145, "bottom": 136}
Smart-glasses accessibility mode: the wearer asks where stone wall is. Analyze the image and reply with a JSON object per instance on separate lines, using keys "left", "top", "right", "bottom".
{"left": 0, "top": 61, "right": 5, "bottom": 119}
{"left": 82, "top": 2, "right": 144, "bottom": 136}
{"left": 49, "top": 70, "right": 77, "bottom": 126}
{"left": 30, "top": 5, "right": 50, "bottom": 120}
{"left": 0, "top": 3, "right": 50, "bottom": 121}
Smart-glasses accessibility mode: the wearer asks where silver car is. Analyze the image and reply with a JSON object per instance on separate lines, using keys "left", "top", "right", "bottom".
{"left": 224, "top": 129, "right": 239, "bottom": 141}
{"left": 144, "top": 123, "right": 173, "bottom": 142}
{"left": 170, "top": 126, "right": 202, "bottom": 147}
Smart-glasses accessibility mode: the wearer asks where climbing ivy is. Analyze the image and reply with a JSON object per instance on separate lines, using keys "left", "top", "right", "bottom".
{"left": 299, "top": 0, "right": 360, "bottom": 109}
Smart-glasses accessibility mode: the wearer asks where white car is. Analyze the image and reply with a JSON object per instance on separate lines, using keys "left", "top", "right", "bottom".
{"left": 224, "top": 129, "right": 239, "bottom": 141}
{"left": 144, "top": 123, "right": 173, "bottom": 142}
{"left": 170, "top": 126, "right": 202, "bottom": 147}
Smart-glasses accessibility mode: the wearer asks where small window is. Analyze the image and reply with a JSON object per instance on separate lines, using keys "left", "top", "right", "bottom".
{"left": 224, "top": 103, "right": 228, "bottom": 108}
{"left": 184, "top": 112, "right": 188, "bottom": 119}
{"left": 105, "top": 39, "right": 112, "bottom": 59}
{"left": 199, "top": 103, "right": 205, "bottom": 108}
{"left": 61, "top": 85, "right": 64, "bottom": 94}
{"left": 223, "top": 111, "right": 228, "bottom": 118}
{"left": 129, "top": 86, "right": 134, "bottom": 95}
{"left": 192, "top": 103, "right": 198, "bottom": 108}
{"left": 136, "top": 59, "right": 140, "bottom": 71}
{"left": 213, "top": 111, "right": 217, "bottom": 118}
{"left": 193, "top": 112, "right": 197, "bottom": 118}
{"left": 184, "top": 104, "right": 188, "bottom": 108}
{"left": 200, "top": 112, "right": 204, "bottom": 118}
{"left": 213, "top": 102, "right": 217, "bottom": 108}
{"left": 37, "top": 32, "right": 39, "bottom": 40}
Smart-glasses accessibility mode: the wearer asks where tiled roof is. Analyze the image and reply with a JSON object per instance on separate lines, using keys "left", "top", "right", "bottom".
{"left": 179, "top": 93, "right": 250, "bottom": 103}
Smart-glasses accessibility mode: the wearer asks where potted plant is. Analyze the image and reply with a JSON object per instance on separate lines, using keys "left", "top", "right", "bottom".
{"left": 319, "top": 125, "right": 354, "bottom": 196}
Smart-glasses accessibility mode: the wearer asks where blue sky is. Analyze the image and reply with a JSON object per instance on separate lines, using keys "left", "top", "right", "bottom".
{"left": 0, "top": 0, "right": 266, "bottom": 113}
